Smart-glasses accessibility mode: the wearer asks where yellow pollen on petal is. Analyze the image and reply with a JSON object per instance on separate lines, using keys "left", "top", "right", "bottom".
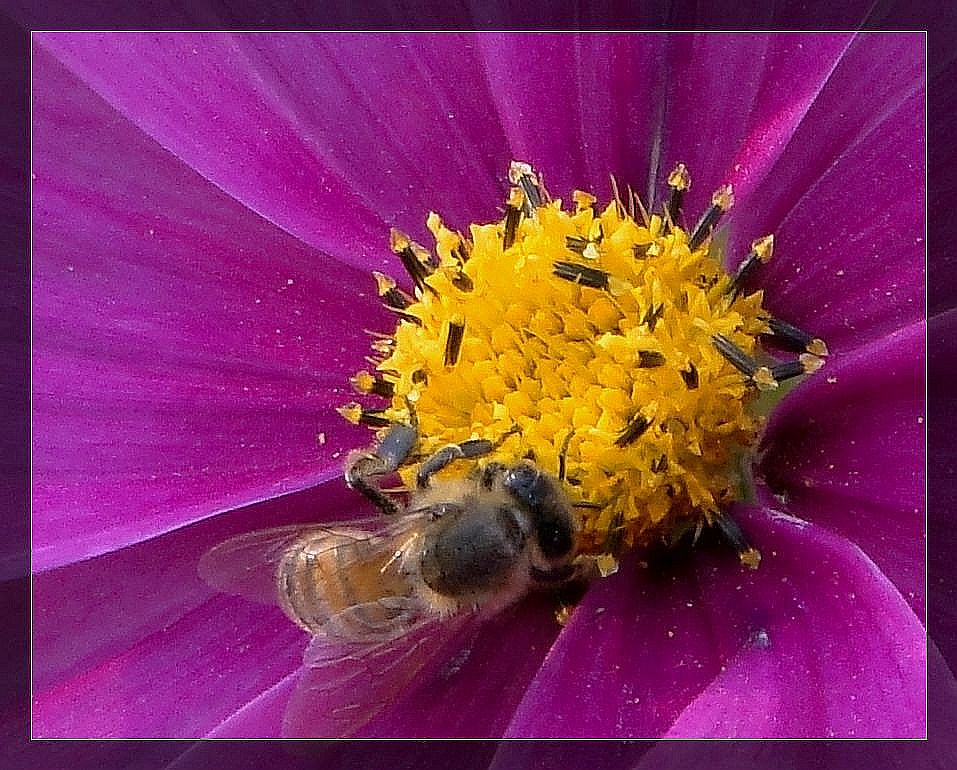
{"left": 346, "top": 164, "right": 823, "bottom": 561}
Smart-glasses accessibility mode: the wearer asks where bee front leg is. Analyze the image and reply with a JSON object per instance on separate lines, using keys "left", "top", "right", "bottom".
{"left": 345, "top": 422, "right": 418, "bottom": 516}
{"left": 415, "top": 439, "right": 495, "bottom": 489}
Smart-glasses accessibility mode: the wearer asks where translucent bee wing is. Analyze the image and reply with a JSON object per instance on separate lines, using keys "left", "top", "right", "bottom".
{"left": 281, "top": 609, "right": 475, "bottom": 738}
{"left": 198, "top": 515, "right": 386, "bottom": 604}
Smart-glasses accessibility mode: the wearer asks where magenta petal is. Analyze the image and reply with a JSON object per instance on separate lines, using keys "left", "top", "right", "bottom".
{"left": 31, "top": 482, "right": 368, "bottom": 738}
{"left": 356, "top": 595, "right": 561, "bottom": 737}
{"left": 637, "top": 645, "right": 952, "bottom": 768}
{"left": 200, "top": 670, "right": 297, "bottom": 738}
{"left": 730, "top": 35, "right": 924, "bottom": 352}
{"left": 167, "top": 593, "right": 560, "bottom": 739}
{"left": 760, "top": 320, "right": 925, "bottom": 613}
{"left": 502, "top": 552, "right": 723, "bottom": 738}
{"left": 728, "top": 31, "right": 923, "bottom": 245}
{"left": 473, "top": 33, "right": 669, "bottom": 197}
{"left": 32, "top": 46, "right": 379, "bottom": 568}
{"left": 504, "top": 506, "right": 925, "bottom": 738}
{"left": 656, "top": 33, "right": 855, "bottom": 213}
{"left": 32, "top": 480, "right": 357, "bottom": 697}
{"left": 32, "top": 597, "right": 305, "bottom": 738}
{"left": 35, "top": 33, "right": 514, "bottom": 257}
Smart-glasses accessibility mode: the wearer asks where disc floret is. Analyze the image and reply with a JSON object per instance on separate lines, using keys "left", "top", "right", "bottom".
{"left": 342, "top": 162, "right": 825, "bottom": 568}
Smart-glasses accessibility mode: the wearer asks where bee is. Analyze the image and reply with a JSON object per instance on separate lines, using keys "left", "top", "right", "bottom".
{"left": 200, "top": 423, "right": 583, "bottom": 737}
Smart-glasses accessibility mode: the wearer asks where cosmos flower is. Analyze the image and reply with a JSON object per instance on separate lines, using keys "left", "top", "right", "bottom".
{"left": 30, "top": 31, "right": 934, "bottom": 744}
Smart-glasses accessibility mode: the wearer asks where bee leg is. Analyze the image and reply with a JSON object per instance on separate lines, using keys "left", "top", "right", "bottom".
{"left": 345, "top": 422, "right": 418, "bottom": 516}
{"left": 416, "top": 438, "right": 494, "bottom": 489}
{"left": 712, "top": 511, "right": 762, "bottom": 570}
{"left": 478, "top": 462, "right": 506, "bottom": 490}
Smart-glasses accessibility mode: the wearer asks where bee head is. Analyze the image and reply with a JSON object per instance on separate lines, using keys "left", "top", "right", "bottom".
{"left": 502, "top": 461, "right": 576, "bottom": 563}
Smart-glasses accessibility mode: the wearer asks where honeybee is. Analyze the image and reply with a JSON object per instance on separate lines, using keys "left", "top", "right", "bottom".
{"left": 200, "top": 423, "right": 583, "bottom": 737}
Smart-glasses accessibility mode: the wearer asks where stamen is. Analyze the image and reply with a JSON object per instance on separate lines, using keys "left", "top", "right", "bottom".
{"left": 608, "top": 174, "right": 626, "bottom": 219}
{"left": 625, "top": 184, "right": 637, "bottom": 221}
{"left": 390, "top": 229, "right": 437, "bottom": 296}
{"left": 642, "top": 303, "right": 664, "bottom": 331}
{"left": 637, "top": 350, "right": 666, "bottom": 368}
{"left": 451, "top": 271, "right": 474, "bottom": 292}
{"left": 336, "top": 402, "right": 392, "bottom": 428}
{"left": 712, "top": 334, "right": 779, "bottom": 391}
{"left": 351, "top": 370, "right": 396, "bottom": 399}
{"left": 799, "top": 353, "right": 825, "bottom": 372}
{"left": 615, "top": 413, "right": 651, "bottom": 447}
{"left": 372, "top": 337, "right": 397, "bottom": 356}
{"left": 565, "top": 235, "right": 591, "bottom": 255}
{"left": 389, "top": 309, "right": 423, "bottom": 327}
{"left": 727, "top": 235, "right": 774, "bottom": 299}
{"left": 765, "top": 316, "right": 829, "bottom": 356}
{"left": 602, "top": 511, "right": 626, "bottom": 556}
{"left": 558, "top": 430, "right": 574, "bottom": 482}
{"left": 680, "top": 362, "right": 699, "bottom": 389}
{"left": 455, "top": 238, "right": 471, "bottom": 263}
{"left": 713, "top": 513, "right": 762, "bottom": 570}
{"left": 503, "top": 187, "right": 524, "bottom": 249}
{"left": 508, "top": 161, "right": 543, "bottom": 215}
{"left": 572, "top": 190, "right": 596, "bottom": 212}
{"left": 665, "top": 163, "right": 690, "bottom": 231}
{"left": 372, "top": 271, "right": 414, "bottom": 310}
{"left": 751, "top": 367, "right": 778, "bottom": 391}
{"left": 688, "top": 184, "right": 734, "bottom": 251}
{"left": 553, "top": 260, "right": 611, "bottom": 290}
{"left": 632, "top": 189, "right": 651, "bottom": 227}
{"left": 350, "top": 160, "right": 825, "bottom": 565}
{"left": 769, "top": 353, "right": 824, "bottom": 382}
{"left": 711, "top": 334, "right": 759, "bottom": 377}
{"left": 768, "top": 360, "right": 805, "bottom": 382}
{"left": 444, "top": 319, "right": 466, "bottom": 367}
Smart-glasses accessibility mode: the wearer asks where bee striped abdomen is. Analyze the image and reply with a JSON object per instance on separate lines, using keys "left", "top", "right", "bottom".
{"left": 277, "top": 530, "right": 417, "bottom": 642}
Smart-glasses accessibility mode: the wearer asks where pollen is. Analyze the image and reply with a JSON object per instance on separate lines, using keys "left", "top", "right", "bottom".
{"left": 345, "top": 162, "right": 825, "bottom": 565}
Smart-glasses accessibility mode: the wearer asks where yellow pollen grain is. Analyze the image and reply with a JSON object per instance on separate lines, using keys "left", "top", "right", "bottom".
{"left": 353, "top": 175, "right": 790, "bottom": 558}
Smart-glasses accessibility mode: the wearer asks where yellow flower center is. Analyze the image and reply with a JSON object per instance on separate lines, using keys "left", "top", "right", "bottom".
{"left": 341, "top": 162, "right": 825, "bottom": 572}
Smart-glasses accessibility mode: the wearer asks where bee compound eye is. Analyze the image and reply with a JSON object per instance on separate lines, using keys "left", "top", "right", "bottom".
{"left": 535, "top": 517, "right": 574, "bottom": 559}
{"left": 502, "top": 463, "right": 544, "bottom": 509}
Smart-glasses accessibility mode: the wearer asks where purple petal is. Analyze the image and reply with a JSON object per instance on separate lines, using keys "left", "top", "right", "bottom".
{"left": 32, "top": 480, "right": 359, "bottom": 696}
{"left": 31, "top": 596, "right": 304, "bottom": 738}
{"left": 35, "top": 33, "right": 514, "bottom": 256}
{"left": 727, "top": 31, "right": 922, "bottom": 230}
{"left": 504, "top": 506, "right": 925, "bottom": 738}
{"left": 472, "top": 33, "right": 669, "bottom": 197}
{"left": 356, "top": 594, "right": 562, "bottom": 738}
{"left": 655, "top": 33, "right": 856, "bottom": 214}
{"left": 201, "top": 670, "right": 296, "bottom": 739}
{"left": 32, "top": 45, "right": 379, "bottom": 569}
{"left": 30, "top": 481, "right": 370, "bottom": 737}
{"left": 502, "top": 550, "right": 719, "bottom": 738}
{"left": 760, "top": 319, "right": 925, "bottom": 614}
{"left": 728, "top": 33, "right": 924, "bottom": 353}
{"left": 637, "top": 643, "right": 954, "bottom": 768}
